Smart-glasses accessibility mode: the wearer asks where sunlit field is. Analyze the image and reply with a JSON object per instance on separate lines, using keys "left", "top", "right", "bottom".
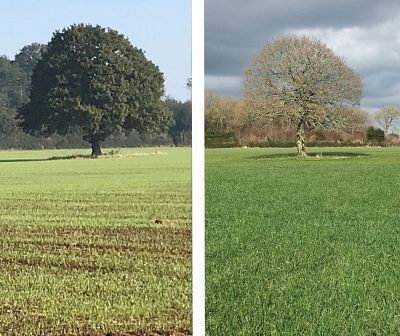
{"left": 0, "top": 147, "right": 191, "bottom": 336}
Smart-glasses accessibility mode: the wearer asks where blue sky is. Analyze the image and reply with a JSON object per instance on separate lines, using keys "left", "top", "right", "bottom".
{"left": 0, "top": 0, "right": 191, "bottom": 101}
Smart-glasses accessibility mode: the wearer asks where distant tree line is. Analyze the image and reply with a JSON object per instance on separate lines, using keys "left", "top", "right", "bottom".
{"left": 0, "top": 36, "right": 191, "bottom": 150}
{"left": 205, "top": 90, "right": 400, "bottom": 148}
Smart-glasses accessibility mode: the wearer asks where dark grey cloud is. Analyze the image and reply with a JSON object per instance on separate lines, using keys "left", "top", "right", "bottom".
{"left": 205, "top": 0, "right": 400, "bottom": 110}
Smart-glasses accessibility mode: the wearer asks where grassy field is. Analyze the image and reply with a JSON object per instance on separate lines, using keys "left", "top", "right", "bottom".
{"left": 0, "top": 147, "right": 191, "bottom": 336}
{"left": 206, "top": 147, "right": 400, "bottom": 335}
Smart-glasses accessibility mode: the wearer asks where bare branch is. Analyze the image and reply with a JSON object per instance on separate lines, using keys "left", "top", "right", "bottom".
{"left": 373, "top": 105, "right": 400, "bottom": 134}
{"left": 243, "top": 34, "right": 362, "bottom": 155}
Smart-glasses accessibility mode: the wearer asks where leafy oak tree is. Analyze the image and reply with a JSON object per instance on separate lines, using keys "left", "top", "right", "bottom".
{"left": 244, "top": 34, "right": 362, "bottom": 156}
{"left": 18, "top": 24, "right": 172, "bottom": 156}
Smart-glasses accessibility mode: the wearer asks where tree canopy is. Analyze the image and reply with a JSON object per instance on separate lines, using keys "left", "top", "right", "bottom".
{"left": 244, "top": 34, "right": 362, "bottom": 156}
{"left": 14, "top": 43, "right": 47, "bottom": 76}
{"left": 18, "top": 24, "right": 172, "bottom": 156}
{"left": 165, "top": 97, "right": 192, "bottom": 145}
{"left": 373, "top": 105, "right": 400, "bottom": 134}
{"left": 0, "top": 56, "right": 25, "bottom": 140}
{"left": 205, "top": 90, "right": 242, "bottom": 134}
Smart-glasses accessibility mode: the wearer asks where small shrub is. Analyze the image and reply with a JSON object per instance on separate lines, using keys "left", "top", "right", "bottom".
{"left": 366, "top": 126, "right": 385, "bottom": 145}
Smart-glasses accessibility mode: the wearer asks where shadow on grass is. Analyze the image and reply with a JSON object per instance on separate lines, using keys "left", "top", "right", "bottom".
{"left": 250, "top": 151, "right": 369, "bottom": 160}
{"left": 0, "top": 151, "right": 165, "bottom": 163}
{"left": 0, "top": 154, "right": 96, "bottom": 163}
{"left": 0, "top": 158, "right": 50, "bottom": 163}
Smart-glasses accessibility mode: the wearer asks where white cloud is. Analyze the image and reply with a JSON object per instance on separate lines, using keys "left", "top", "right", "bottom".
{"left": 289, "top": 16, "right": 400, "bottom": 75}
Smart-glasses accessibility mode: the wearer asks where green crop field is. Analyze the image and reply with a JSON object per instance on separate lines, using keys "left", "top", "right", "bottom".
{"left": 0, "top": 147, "right": 191, "bottom": 336}
{"left": 206, "top": 147, "right": 400, "bottom": 335}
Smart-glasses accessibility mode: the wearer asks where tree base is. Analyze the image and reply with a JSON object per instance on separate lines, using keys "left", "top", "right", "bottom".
{"left": 91, "top": 142, "right": 102, "bottom": 158}
{"left": 297, "top": 150, "right": 308, "bottom": 157}
{"left": 296, "top": 122, "right": 307, "bottom": 157}
{"left": 296, "top": 142, "right": 307, "bottom": 157}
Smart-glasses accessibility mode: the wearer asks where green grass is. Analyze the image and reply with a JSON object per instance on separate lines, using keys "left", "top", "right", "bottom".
{"left": 0, "top": 147, "right": 191, "bottom": 335}
{"left": 206, "top": 147, "right": 400, "bottom": 335}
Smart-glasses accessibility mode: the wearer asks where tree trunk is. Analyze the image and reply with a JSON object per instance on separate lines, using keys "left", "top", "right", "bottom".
{"left": 91, "top": 140, "right": 102, "bottom": 157}
{"left": 296, "top": 121, "right": 307, "bottom": 157}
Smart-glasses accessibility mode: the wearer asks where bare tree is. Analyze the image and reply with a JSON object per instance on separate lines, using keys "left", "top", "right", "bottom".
{"left": 332, "top": 106, "right": 369, "bottom": 133}
{"left": 205, "top": 90, "right": 242, "bottom": 134}
{"left": 373, "top": 105, "right": 400, "bottom": 134}
{"left": 244, "top": 34, "right": 362, "bottom": 156}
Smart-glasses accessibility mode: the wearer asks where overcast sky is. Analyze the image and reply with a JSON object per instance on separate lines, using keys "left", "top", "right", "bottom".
{"left": 0, "top": 0, "right": 191, "bottom": 101}
{"left": 205, "top": 0, "right": 400, "bottom": 111}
